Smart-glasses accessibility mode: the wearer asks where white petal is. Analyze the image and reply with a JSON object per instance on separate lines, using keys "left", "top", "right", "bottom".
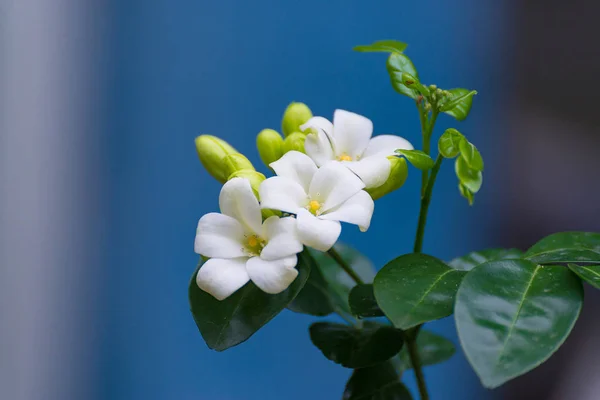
{"left": 332, "top": 109, "right": 373, "bottom": 159}
{"left": 260, "top": 216, "right": 303, "bottom": 261}
{"left": 269, "top": 151, "right": 317, "bottom": 192}
{"left": 300, "top": 116, "right": 334, "bottom": 141}
{"left": 308, "top": 162, "right": 365, "bottom": 212}
{"left": 219, "top": 178, "right": 263, "bottom": 234}
{"left": 321, "top": 190, "right": 374, "bottom": 232}
{"left": 304, "top": 130, "right": 335, "bottom": 167}
{"left": 259, "top": 176, "right": 308, "bottom": 214}
{"left": 196, "top": 257, "right": 250, "bottom": 300}
{"left": 246, "top": 256, "right": 299, "bottom": 294}
{"left": 345, "top": 157, "right": 391, "bottom": 189}
{"left": 296, "top": 209, "right": 341, "bottom": 252}
{"left": 362, "top": 134, "right": 414, "bottom": 158}
{"left": 194, "top": 213, "right": 246, "bottom": 258}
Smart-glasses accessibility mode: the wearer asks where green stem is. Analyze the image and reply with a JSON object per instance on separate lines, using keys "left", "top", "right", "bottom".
{"left": 327, "top": 247, "right": 364, "bottom": 285}
{"left": 406, "top": 331, "right": 429, "bottom": 400}
{"left": 413, "top": 155, "right": 443, "bottom": 253}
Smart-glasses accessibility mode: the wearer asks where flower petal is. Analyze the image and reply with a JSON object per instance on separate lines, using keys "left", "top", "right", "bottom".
{"left": 296, "top": 209, "right": 341, "bottom": 252}
{"left": 194, "top": 213, "right": 246, "bottom": 258}
{"left": 321, "top": 190, "right": 374, "bottom": 232}
{"left": 269, "top": 151, "right": 317, "bottom": 192}
{"left": 246, "top": 256, "right": 299, "bottom": 294}
{"left": 301, "top": 116, "right": 334, "bottom": 141}
{"left": 345, "top": 157, "right": 391, "bottom": 189}
{"left": 196, "top": 257, "right": 250, "bottom": 300}
{"left": 304, "top": 130, "right": 335, "bottom": 167}
{"left": 362, "top": 134, "right": 414, "bottom": 158}
{"left": 332, "top": 109, "right": 373, "bottom": 159}
{"left": 219, "top": 178, "right": 263, "bottom": 234}
{"left": 308, "top": 162, "right": 365, "bottom": 212}
{"left": 260, "top": 216, "right": 303, "bottom": 261}
{"left": 259, "top": 176, "right": 308, "bottom": 214}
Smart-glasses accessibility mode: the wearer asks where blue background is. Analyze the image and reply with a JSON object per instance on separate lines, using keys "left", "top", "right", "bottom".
{"left": 102, "top": 1, "right": 507, "bottom": 398}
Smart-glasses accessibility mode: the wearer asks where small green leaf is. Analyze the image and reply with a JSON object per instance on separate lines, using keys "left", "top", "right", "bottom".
{"left": 455, "top": 259, "right": 583, "bottom": 388}
{"left": 449, "top": 248, "right": 523, "bottom": 271}
{"left": 397, "top": 149, "right": 435, "bottom": 170}
{"left": 459, "top": 183, "right": 475, "bottom": 205}
{"left": 309, "top": 321, "right": 404, "bottom": 369}
{"left": 387, "top": 53, "right": 419, "bottom": 99}
{"left": 348, "top": 284, "right": 384, "bottom": 318}
{"left": 525, "top": 232, "right": 600, "bottom": 265}
{"left": 400, "top": 73, "right": 430, "bottom": 97}
{"left": 343, "top": 362, "right": 413, "bottom": 400}
{"left": 459, "top": 140, "right": 484, "bottom": 171}
{"left": 455, "top": 157, "right": 482, "bottom": 194}
{"left": 440, "top": 89, "right": 477, "bottom": 121}
{"left": 568, "top": 264, "right": 600, "bottom": 289}
{"left": 438, "top": 128, "right": 464, "bottom": 158}
{"left": 288, "top": 251, "right": 335, "bottom": 316}
{"left": 397, "top": 330, "right": 456, "bottom": 372}
{"left": 354, "top": 40, "right": 408, "bottom": 54}
{"left": 189, "top": 254, "right": 310, "bottom": 351}
{"left": 374, "top": 253, "right": 466, "bottom": 330}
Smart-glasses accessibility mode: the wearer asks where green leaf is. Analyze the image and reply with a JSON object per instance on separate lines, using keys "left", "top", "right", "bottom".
{"left": 309, "top": 321, "right": 404, "bottom": 369}
{"left": 386, "top": 53, "right": 419, "bottom": 99}
{"left": 349, "top": 284, "right": 384, "bottom": 318}
{"left": 396, "top": 149, "right": 435, "bottom": 170}
{"left": 354, "top": 40, "right": 408, "bottom": 54}
{"left": 459, "top": 183, "right": 475, "bottom": 206}
{"left": 288, "top": 250, "right": 335, "bottom": 316}
{"left": 440, "top": 89, "right": 477, "bottom": 121}
{"left": 459, "top": 140, "right": 484, "bottom": 171}
{"left": 343, "top": 362, "right": 413, "bottom": 400}
{"left": 189, "top": 253, "right": 310, "bottom": 351}
{"left": 455, "top": 157, "right": 482, "bottom": 194}
{"left": 568, "top": 264, "right": 600, "bottom": 289}
{"left": 524, "top": 232, "right": 600, "bottom": 265}
{"left": 438, "top": 128, "right": 464, "bottom": 158}
{"left": 374, "top": 253, "right": 466, "bottom": 330}
{"left": 397, "top": 330, "right": 456, "bottom": 372}
{"left": 449, "top": 248, "right": 523, "bottom": 271}
{"left": 455, "top": 259, "right": 583, "bottom": 388}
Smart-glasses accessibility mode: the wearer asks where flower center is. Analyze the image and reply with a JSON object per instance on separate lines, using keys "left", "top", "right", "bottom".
{"left": 245, "top": 234, "right": 266, "bottom": 256}
{"left": 338, "top": 153, "right": 352, "bottom": 162}
{"left": 308, "top": 200, "right": 322, "bottom": 216}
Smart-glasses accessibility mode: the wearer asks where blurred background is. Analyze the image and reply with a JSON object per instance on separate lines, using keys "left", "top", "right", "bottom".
{"left": 2, "top": 0, "right": 599, "bottom": 399}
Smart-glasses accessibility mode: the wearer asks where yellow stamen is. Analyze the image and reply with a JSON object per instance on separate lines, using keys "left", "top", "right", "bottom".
{"left": 247, "top": 235, "right": 259, "bottom": 247}
{"left": 309, "top": 200, "right": 321, "bottom": 213}
{"left": 338, "top": 154, "right": 352, "bottom": 162}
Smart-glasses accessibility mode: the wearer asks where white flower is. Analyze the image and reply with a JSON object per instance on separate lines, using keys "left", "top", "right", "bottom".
{"left": 195, "top": 178, "right": 303, "bottom": 300}
{"left": 259, "top": 151, "right": 374, "bottom": 252}
{"left": 301, "top": 109, "right": 413, "bottom": 189}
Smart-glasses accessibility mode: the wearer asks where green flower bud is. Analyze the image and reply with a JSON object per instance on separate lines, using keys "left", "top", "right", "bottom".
{"left": 194, "top": 135, "right": 238, "bottom": 183}
{"left": 227, "top": 169, "right": 264, "bottom": 197}
{"left": 282, "top": 132, "right": 307, "bottom": 154}
{"left": 281, "top": 102, "right": 313, "bottom": 137}
{"left": 256, "top": 129, "right": 284, "bottom": 167}
{"left": 366, "top": 157, "right": 408, "bottom": 200}
{"left": 223, "top": 153, "right": 255, "bottom": 178}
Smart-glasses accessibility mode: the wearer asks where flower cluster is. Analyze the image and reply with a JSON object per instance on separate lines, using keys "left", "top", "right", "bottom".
{"left": 194, "top": 107, "right": 412, "bottom": 300}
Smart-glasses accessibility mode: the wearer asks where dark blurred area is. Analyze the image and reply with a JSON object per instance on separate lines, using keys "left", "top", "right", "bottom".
{"left": 1, "top": 0, "right": 599, "bottom": 399}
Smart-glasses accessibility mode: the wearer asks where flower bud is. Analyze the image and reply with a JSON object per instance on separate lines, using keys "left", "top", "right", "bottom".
{"left": 223, "top": 153, "right": 255, "bottom": 178}
{"left": 282, "top": 132, "right": 306, "bottom": 154}
{"left": 256, "top": 129, "right": 284, "bottom": 167}
{"left": 366, "top": 157, "right": 408, "bottom": 200}
{"left": 281, "top": 102, "right": 313, "bottom": 137}
{"left": 195, "top": 135, "right": 238, "bottom": 183}
{"left": 227, "top": 169, "right": 264, "bottom": 197}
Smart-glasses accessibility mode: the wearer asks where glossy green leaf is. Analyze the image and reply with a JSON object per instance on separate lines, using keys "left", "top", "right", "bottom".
{"left": 397, "top": 330, "right": 456, "bottom": 372}
{"left": 440, "top": 88, "right": 477, "bottom": 121}
{"left": 525, "top": 232, "right": 600, "bottom": 265}
{"left": 343, "top": 362, "right": 413, "bottom": 400}
{"left": 386, "top": 53, "right": 419, "bottom": 99}
{"left": 459, "top": 183, "right": 475, "bottom": 205}
{"left": 309, "top": 321, "right": 404, "bottom": 369}
{"left": 374, "top": 253, "right": 466, "bottom": 330}
{"left": 459, "top": 140, "right": 484, "bottom": 171}
{"left": 354, "top": 40, "right": 408, "bottom": 54}
{"left": 455, "top": 259, "right": 583, "bottom": 388}
{"left": 288, "top": 250, "right": 335, "bottom": 316}
{"left": 568, "top": 264, "right": 600, "bottom": 289}
{"left": 349, "top": 284, "right": 384, "bottom": 318}
{"left": 438, "top": 128, "right": 464, "bottom": 158}
{"left": 396, "top": 149, "right": 434, "bottom": 170}
{"left": 455, "top": 157, "right": 482, "bottom": 194}
{"left": 449, "top": 248, "right": 523, "bottom": 271}
{"left": 189, "top": 254, "right": 310, "bottom": 351}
